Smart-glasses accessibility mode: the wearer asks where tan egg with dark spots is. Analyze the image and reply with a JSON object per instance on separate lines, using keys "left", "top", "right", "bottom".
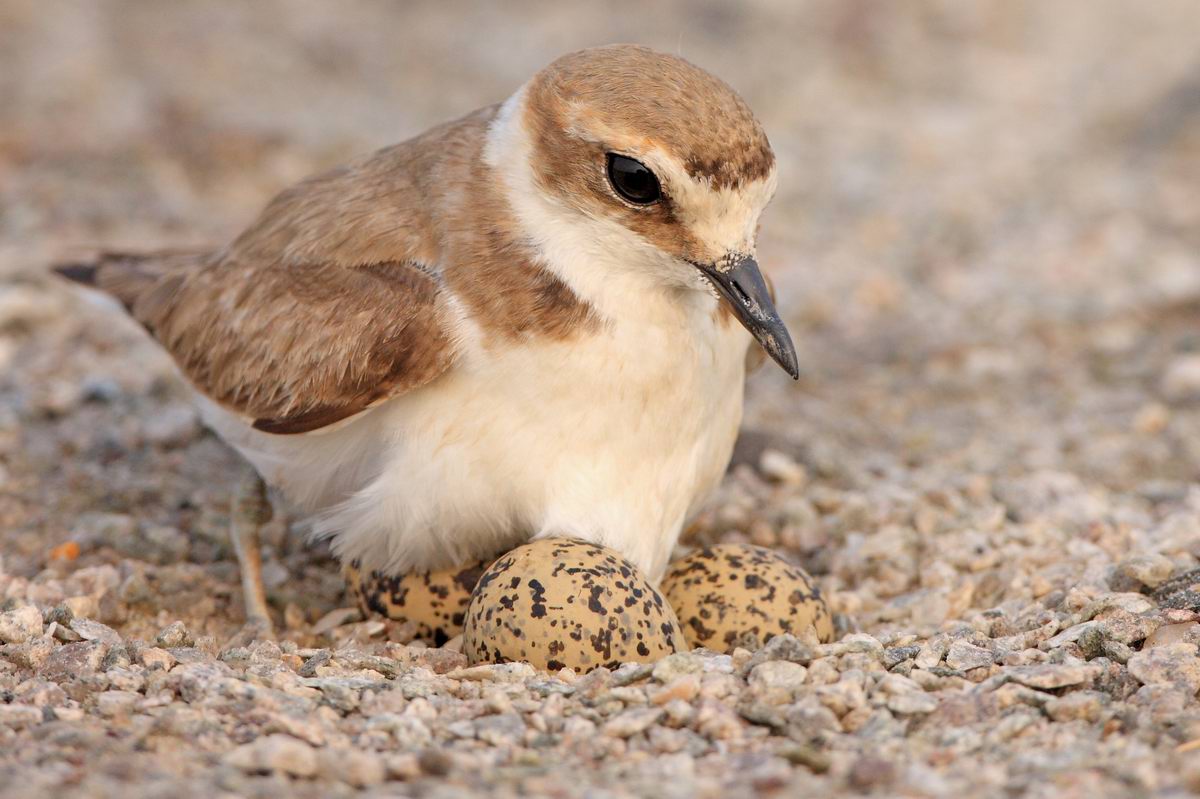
{"left": 661, "top": 543, "right": 833, "bottom": 653}
{"left": 345, "top": 559, "right": 492, "bottom": 646}
{"left": 463, "top": 539, "right": 687, "bottom": 672}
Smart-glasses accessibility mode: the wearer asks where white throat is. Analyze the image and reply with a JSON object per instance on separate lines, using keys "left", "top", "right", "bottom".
{"left": 484, "top": 87, "right": 713, "bottom": 323}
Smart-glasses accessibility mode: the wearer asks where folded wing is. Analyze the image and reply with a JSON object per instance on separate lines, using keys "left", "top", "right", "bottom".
{"left": 55, "top": 251, "right": 456, "bottom": 434}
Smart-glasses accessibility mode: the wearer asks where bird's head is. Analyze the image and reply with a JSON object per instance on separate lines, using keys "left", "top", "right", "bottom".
{"left": 488, "top": 44, "right": 798, "bottom": 379}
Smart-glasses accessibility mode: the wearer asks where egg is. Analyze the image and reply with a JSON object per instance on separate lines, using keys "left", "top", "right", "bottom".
{"left": 661, "top": 543, "right": 833, "bottom": 652}
{"left": 344, "top": 559, "right": 492, "bottom": 645}
{"left": 462, "top": 539, "right": 687, "bottom": 672}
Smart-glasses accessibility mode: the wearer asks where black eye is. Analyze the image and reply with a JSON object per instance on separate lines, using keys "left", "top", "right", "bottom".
{"left": 606, "top": 154, "right": 661, "bottom": 205}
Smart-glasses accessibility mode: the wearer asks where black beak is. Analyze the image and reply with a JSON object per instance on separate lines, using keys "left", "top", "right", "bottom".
{"left": 695, "top": 255, "right": 799, "bottom": 379}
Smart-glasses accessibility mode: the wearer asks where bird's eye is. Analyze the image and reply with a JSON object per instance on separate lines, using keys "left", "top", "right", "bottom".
{"left": 606, "top": 154, "right": 661, "bottom": 205}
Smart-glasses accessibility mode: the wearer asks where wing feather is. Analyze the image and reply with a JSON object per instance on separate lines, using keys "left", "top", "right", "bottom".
{"left": 57, "top": 251, "right": 456, "bottom": 435}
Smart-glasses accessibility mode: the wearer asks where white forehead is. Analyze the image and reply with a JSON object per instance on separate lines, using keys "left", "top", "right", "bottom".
{"left": 639, "top": 148, "right": 778, "bottom": 259}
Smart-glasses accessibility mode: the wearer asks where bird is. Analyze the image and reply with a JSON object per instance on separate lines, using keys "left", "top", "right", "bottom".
{"left": 54, "top": 44, "right": 798, "bottom": 636}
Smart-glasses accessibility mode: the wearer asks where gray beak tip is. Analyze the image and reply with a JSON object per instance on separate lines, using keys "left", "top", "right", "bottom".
{"left": 695, "top": 255, "right": 801, "bottom": 381}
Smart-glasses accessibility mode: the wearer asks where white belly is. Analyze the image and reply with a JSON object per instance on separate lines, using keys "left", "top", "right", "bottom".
{"left": 200, "top": 305, "right": 749, "bottom": 581}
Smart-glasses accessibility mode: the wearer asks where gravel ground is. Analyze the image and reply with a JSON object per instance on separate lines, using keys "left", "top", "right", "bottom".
{"left": 4, "top": 2, "right": 1200, "bottom": 797}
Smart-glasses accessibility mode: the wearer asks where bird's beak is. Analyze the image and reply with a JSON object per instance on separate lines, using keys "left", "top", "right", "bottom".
{"left": 695, "top": 254, "right": 800, "bottom": 379}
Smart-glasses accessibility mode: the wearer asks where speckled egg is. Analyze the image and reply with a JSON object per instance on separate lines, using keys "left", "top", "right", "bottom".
{"left": 463, "top": 539, "right": 687, "bottom": 672}
{"left": 345, "top": 559, "right": 492, "bottom": 645}
{"left": 661, "top": 543, "right": 833, "bottom": 652}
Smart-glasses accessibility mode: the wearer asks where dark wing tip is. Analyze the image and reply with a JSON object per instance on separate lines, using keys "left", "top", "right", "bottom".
{"left": 52, "top": 262, "right": 100, "bottom": 286}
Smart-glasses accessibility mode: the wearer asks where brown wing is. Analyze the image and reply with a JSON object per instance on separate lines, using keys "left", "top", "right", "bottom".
{"left": 51, "top": 114, "right": 499, "bottom": 434}
{"left": 56, "top": 251, "right": 456, "bottom": 434}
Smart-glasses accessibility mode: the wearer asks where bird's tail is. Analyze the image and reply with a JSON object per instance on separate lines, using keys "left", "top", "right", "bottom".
{"left": 51, "top": 250, "right": 203, "bottom": 312}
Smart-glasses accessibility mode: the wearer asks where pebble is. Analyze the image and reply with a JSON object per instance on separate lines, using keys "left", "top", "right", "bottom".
{"left": 69, "top": 618, "right": 122, "bottom": 645}
{"left": 1162, "top": 355, "right": 1200, "bottom": 401}
{"left": 40, "top": 641, "right": 107, "bottom": 682}
{"left": 748, "top": 661, "right": 808, "bottom": 703}
{"left": 1128, "top": 643, "right": 1200, "bottom": 693}
{"left": 0, "top": 605, "right": 44, "bottom": 644}
{"left": 945, "top": 641, "right": 994, "bottom": 671}
{"left": 653, "top": 652, "right": 706, "bottom": 683}
{"left": 886, "top": 691, "right": 938, "bottom": 715}
{"left": 154, "top": 621, "right": 193, "bottom": 649}
{"left": 315, "top": 748, "right": 386, "bottom": 787}
{"left": 0, "top": 704, "right": 43, "bottom": 728}
{"left": 223, "top": 735, "right": 319, "bottom": 777}
{"left": 1114, "top": 555, "right": 1175, "bottom": 590}
{"left": 650, "top": 674, "right": 701, "bottom": 705}
{"left": 1145, "top": 622, "right": 1199, "bottom": 648}
{"left": 96, "top": 690, "right": 140, "bottom": 717}
{"left": 1004, "top": 662, "right": 1100, "bottom": 690}
{"left": 759, "top": 450, "right": 807, "bottom": 486}
{"left": 1044, "top": 691, "right": 1106, "bottom": 722}
{"left": 139, "top": 647, "right": 176, "bottom": 671}
{"left": 446, "top": 662, "right": 536, "bottom": 683}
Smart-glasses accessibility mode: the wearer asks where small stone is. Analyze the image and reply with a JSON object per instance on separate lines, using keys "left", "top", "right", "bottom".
{"left": 101, "top": 642, "right": 131, "bottom": 672}
{"left": 759, "top": 449, "right": 807, "bottom": 486}
{"left": 0, "top": 605, "right": 43, "bottom": 644}
{"left": 311, "top": 607, "right": 360, "bottom": 636}
{"left": 848, "top": 755, "right": 896, "bottom": 791}
{"left": 1005, "top": 662, "right": 1101, "bottom": 690}
{"left": 118, "top": 572, "right": 153, "bottom": 605}
{"left": 740, "top": 635, "right": 817, "bottom": 676}
{"left": 883, "top": 645, "right": 921, "bottom": 670}
{"left": 1044, "top": 691, "right": 1106, "bottom": 722}
{"left": 106, "top": 667, "right": 144, "bottom": 693}
{"left": 1134, "top": 402, "right": 1171, "bottom": 434}
{"left": 475, "top": 713, "right": 527, "bottom": 746}
{"left": 945, "top": 641, "right": 994, "bottom": 671}
{"left": 222, "top": 734, "right": 319, "bottom": 777}
{"left": 446, "top": 662, "right": 536, "bottom": 683}
{"left": 316, "top": 748, "right": 386, "bottom": 787}
{"left": 1128, "top": 643, "right": 1200, "bottom": 693}
{"left": 154, "top": 621, "right": 193, "bottom": 649}
{"left": 63, "top": 596, "right": 99, "bottom": 620}
{"left": 886, "top": 692, "right": 937, "bottom": 715}
{"left": 0, "top": 704, "right": 43, "bottom": 728}
{"left": 409, "top": 647, "right": 467, "bottom": 674}
{"left": 95, "top": 690, "right": 139, "bottom": 717}
{"left": 649, "top": 674, "right": 701, "bottom": 705}
{"left": 915, "top": 637, "right": 948, "bottom": 670}
{"left": 602, "top": 707, "right": 664, "bottom": 738}
{"left": 653, "top": 652, "right": 706, "bottom": 683}
{"left": 1163, "top": 355, "right": 1200, "bottom": 401}
{"left": 139, "top": 647, "right": 175, "bottom": 671}
{"left": 1146, "top": 622, "right": 1199, "bottom": 648}
{"left": 385, "top": 753, "right": 422, "bottom": 781}
{"left": 748, "top": 661, "right": 808, "bottom": 703}
{"left": 778, "top": 744, "right": 831, "bottom": 774}
{"left": 2, "top": 636, "right": 55, "bottom": 669}
{"left": 1097, "top": 608, "right": 1160, "bottom": 645}
{"left": 69, "top": 618, "right": 121, "bottom": 645}
{"left": 368, "top": 715, "right": 432, "bottom": 748}
{"left": 611, "top": 662, "right": 654, "bottom": 686}
{"left": 140, "top": 525, "right": 190, "bottom": 563}
{"left": 73, "top": 513, "right": 137, "bottom": 549}
{"left": 1115, "top": 554, "right": 1174, "bottom": 590}
{"left": 41, "top": 640, "right": 108, "bottom": 682}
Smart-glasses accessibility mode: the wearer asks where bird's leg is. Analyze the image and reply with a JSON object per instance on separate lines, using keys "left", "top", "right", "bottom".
{"left": 230, "top": 470, "right": 274, "bottom": 640}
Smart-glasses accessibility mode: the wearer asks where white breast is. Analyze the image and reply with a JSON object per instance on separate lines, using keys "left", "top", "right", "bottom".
{"left": 200, "top": 291, "right": 748, "bottom": 581}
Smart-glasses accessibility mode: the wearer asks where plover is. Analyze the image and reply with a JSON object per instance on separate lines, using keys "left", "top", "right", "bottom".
{"left": 56, "top": 44, "right": 798, "bottom": 634}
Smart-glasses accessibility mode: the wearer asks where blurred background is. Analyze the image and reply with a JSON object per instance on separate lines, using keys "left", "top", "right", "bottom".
{"left": 2, "top": 1, "right": 1200, "bottom": 633}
